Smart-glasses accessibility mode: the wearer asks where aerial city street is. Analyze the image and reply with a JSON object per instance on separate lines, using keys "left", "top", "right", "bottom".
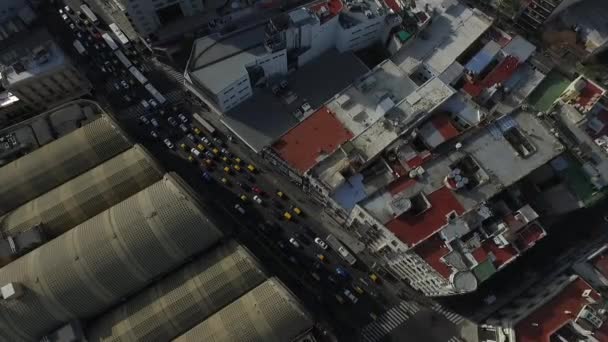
{"left": 0, "top": 0, "right": 608, "bottom": 341}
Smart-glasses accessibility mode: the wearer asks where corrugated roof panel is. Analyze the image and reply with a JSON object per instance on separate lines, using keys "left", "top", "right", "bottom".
{"left": 173, "top": 278, "right": 313, "bottom": 342}
{"left": 0, "top": 115, "right": 132, "bottom": 215}
{"left": 85, "top": 241, "right": 267, "bottom": 342}
{"left": 0, "top": 145, "right": 164, "bottom": 238}
{"left": 0, "top": 174, "right": 223, "bottom": 341}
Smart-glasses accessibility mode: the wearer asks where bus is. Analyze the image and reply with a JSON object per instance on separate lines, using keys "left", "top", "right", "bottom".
{"left": 101, "top": 33, "right": 119, "bottom": 51}
{"left": 79, "top": 4, "right": 98, "bottom": 24}
{"left": 326, "top": 234, "right": 357, "bottom": 265}
{"left": 193, "top": 113, "right": 216, "bottom": 135}
{"left": 73, "top": 40, "right": 86, "bottom": 55}
{"left": 128, "top": 66, "right": 147, "bottom": 84}
{"left": 109, "top": 23, "right": 130, "bottom": 46}
{"left": 114, "top": 50, "right": 132, "bottom": 68}
{"left": 144, "top": 83, "right": 166, "bottom": 104}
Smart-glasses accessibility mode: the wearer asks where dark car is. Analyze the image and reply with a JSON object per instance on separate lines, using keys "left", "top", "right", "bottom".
{"left": 238, "top": 182, "right": 250, "bottom": 191}
{"left": 294, "top": 233, "right": 311, "bottom": 246}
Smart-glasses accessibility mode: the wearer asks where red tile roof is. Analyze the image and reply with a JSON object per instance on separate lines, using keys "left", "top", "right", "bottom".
{"left": 515, "top": 278, "right": 601, "bottom": 342}
{"left": 405, "top": 150, "right": 432, "bottom": 169}
{"left": 310, "top": 0, "right": 343, "bottom": 22}
{"left": 272, "top": 106, "right": 353, "bottom": 173}
{"left": 463, "top": 55, "right": 520, "bottom": 98}
{"left": 480, "top": 238, "right": 518, "bottom": 269}
{"left": 515, "top": 223, "right": 546, "bottom": 252}
{"left": 576, "top": 79, "right": 604, "bottom": 108}
{"left": 387, "top": 176, "right": 416, "bottom": 196}
{"left": 386, "top": 186, "right": 465, "bottom": 247}
{"left": 591, "top": 247, "right": 608, "bottom": 279}
{"left": 432, "top": 115, "right": 460, "bottom": 142}
{"left": 415, "top": 233, "right": 452, "bottom": 279}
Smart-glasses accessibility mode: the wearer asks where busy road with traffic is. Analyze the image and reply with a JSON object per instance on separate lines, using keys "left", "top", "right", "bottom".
{"left": 45, "top": 2, "right": 469, "bottom": 341}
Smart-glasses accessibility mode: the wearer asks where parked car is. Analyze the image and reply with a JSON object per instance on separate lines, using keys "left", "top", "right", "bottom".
{"left": 139, "top": 115, "right": 149, "bottom": 125}
{"left": 150, "top": 118, "right": 159, "bottom": 128}
{"left": 177, "top": 113, "right": 188, "bottom": 123}
{"left": 314, "top": 237, "right": 328, "bottom": 249}
{"left": 179, "top": 124, "right": 189, "bottom": 133}
{"left": 289, "top": 237, "right": 300, "bottom": 248}
{"left": 253, "top": 195, "right": 263, "bottom": 204}
{"left": 120, "top": 80, "right": 129, "bottom": 89}
{"left": 149, "top": 130, "right": 158, "bottom": 139}
{"left": 163, "top": 138, "right": 174, "bottom": 149}
{"left": 234, "top": 204, "right": 245, "bottom": 215}
{"left": 167, "top": 117, "right": 178, "bottom": 127}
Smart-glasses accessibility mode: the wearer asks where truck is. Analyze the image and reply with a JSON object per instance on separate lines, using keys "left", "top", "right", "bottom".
{"left": 144, "top": 83, "right": 166, "bottom": 104}
{"left": 114, "top": 50, "right": 132, "bottom": 68}
{"left": 73, "top": 40, "right": 86, "bottom": 55}
{"left": 101, "top": 33, "right": 119, "bottom": 51}
{"left": 326, "top": 234, "right": 357, "bottom": 265}
{"left": 109, "top": 23, "right": 130, "bottom": 46}
{"left": 80, "top": 4, "right": 98, "bottom": 24}
{"left": 193, "top": 112, "right": 216, "bottom": 135}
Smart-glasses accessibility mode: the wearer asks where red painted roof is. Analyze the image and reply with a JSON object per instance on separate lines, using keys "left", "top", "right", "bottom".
{"left": 463, "top": 55, "right": 520, "bottom": 97}
{"left": 480, "top": 238, "right": 518, "bottom": 269}
{"left": 405, "top": 150, "right": 432, "bottom": 169}
{"left": 386, "top": 186, "right": 465, "bottom": 247}
{"left": 591, "top": 248, "right": 608, "bottom": 279}
{"left": 273, "top": 106, "right": 353, "bottom": 173}
{"left": 383, "top": 0, "right": 402, "bottom": 13}
{"left": 310, "top": 0, "right": 343, "bottom": 23}
{"left": 415, "top": 233, "right": 452, "bottom": 279}
{"left": 515, "top": 223, "right": 546, "bottom": 252}
{"left": 432, "top": 115, "right": 460, "bottom": 142}
{"left": 576, "top": 79, "right": 604, "bottom": 108}
{"left": 515, "top": 278, "right": 601, "bottom": 342}
{"left": 387, "top": 176, "right": 416, "bottom": 196}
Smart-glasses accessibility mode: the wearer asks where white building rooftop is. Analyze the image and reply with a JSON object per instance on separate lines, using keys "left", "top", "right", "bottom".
{"left": 2, "top": 42, "right": 67, "bottom": 86}
{"left": 391, "top": 2, "right": 492, "bottom": 75}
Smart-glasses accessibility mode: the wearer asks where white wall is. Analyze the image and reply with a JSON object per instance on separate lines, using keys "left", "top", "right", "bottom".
{"left": 298, "top": 15, "right": 339, "bottom": 66}
{"left": 217, "top": 73, "right": 251, "bottom": 112}
{"left": 336, "top": 16, "right": 384, "bottom": 52}
{"left": 255, "top": 49, "right": 288, "bottom": 79}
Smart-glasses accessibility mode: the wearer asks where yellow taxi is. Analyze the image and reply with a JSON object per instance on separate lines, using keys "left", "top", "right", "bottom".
{"left": 203, "top": 159, "right": 213, "bottom": 167}
{"left": 240, "top": 194, "right": 247, "bottom": 202}
{"left": 369, "top": 273, "right": 379, "bottom": 283}
{"left": 234, "top": 157, "right": 242, "bottom": 164}
{"left": 193, "top": 127, "right": 202, "bottom": 135}
{"left": 233, "top": 164, "right": 241, "bottom": 172}
{"left": 187, "top": 155, "right": 195, "bottom": 163}
{"left": 317, "top": 254, "right": 326, "bottom": 262}
{"left": 292, "top": 207, "right": 302, "bottom": 215}
{"left": 179, "top": 143, "right": 188, "bottom": 151}
{"left": 197, "top": 143, "right": 205, "bottom": 151}
{"left": 221, "top": 156, "right": 229, "bottom": 163}
{"left": 247, "top": 164, "right": 256, "bottom": 173}
{"left": 283, "top": 212, "right": 292, "bottom": 220}
{"left": 276, "top": 191, "right": 284, "bottom": 198}
{"left": 223, "top": 166, "right": 231, "bottom": 174}
{"left": 212, "top": 147, "right": 219, "bottom": 155}
{"left": 353, "top": 285, "right": 365, "bottom": 295}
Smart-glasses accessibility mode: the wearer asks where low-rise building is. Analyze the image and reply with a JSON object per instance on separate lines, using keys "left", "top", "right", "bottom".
{"left": 0, "top": 29, "right": 92, "bottom": 113}
{"left": 185, "top": 0, "right": 400, "bottom": 113}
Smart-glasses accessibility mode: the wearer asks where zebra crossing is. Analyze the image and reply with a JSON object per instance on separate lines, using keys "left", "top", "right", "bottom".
{"left": 119, "top": 89, "right": 185, "bottom": 120}
{"left": 360, "top": 301, "right": 420, "bottom": 342}
{"left": 448, "top": 336, "right": 465, "bottom": 342}
{"left": 431, "top": 303, "right": 466, "bottom": 325}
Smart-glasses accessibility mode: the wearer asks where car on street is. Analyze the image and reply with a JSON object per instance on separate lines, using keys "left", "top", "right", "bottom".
{"left": 314, "top": 237, "right": 328, "bottom": 249}
{"left": 191, "top": 148, "right": 201, "bottom": 158}
{"left": 238, "top": 182, "right": 249, "bottom": 191}
{"left": 202, "top": 172, "right": 212, "bottom": 182}
{"left": 253, "top": 195, "right": 263, "bottom": 204}
{"left": 288, "top": 237, "right": 300, "bottom": 248}
{"left": 149, "top": 99, "right": 158, "bottom": 108}
{"left": 139, "top": 115, "right": 149, "bottom": 125}
{"left": 120, "top": 80, "right": 129, "bottom": 89}
{"left": 163, "top": 138, "right": 174, "bottom": 149}
{"left": 140, "top": 100, "right": 150, "bottom": 110}
{"left": 213, "top": 137, "right": 223, "bottom": 146}
{"left": 200, "top": 136, "right": 210, "bottom": 145}
{"left": 149, "top": 130, "right": 158, "bottom": 139}
{"left": 150, "top": 118, "right": 159, "bottom": 128}
{"left": 186, "top": 133, "right": 196, "bottom": 142}
{"left": 251, "top": 186, "right": 263, "bottom": 195}
{"left": 343, "top": 289, "right": 358, "bottom": 304}
{"left": 177, "top": 113, "right": 188, "bottom": 123}
{"left": 179, "top": 124, "right": 189, "bottom": 133}
{"left": 335, "top": 266, "right": 350, "bottom": 279}
{"left": 167, "top": 117, "right": 178, "bottom": 127}
{"left": 234, "top": 204, "right": 245, "bottom": 215}
{"left": 112, "top": 82, "right": 121, "bottom": 91}
{"left": 292, "top": 206, "right": 302, "bottom": 215}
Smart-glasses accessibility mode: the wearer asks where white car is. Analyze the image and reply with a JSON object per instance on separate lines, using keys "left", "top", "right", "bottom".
{"left": 314, "top": 237, "right": 328, "bottom": 250}
{"left": 177, "top": 113, "right": 188, "bottom": 123}
{"left": 234, "top": 204, "right": 246, "bottom": 215}
{"left": 149, "top": 99, "right": 159, "bottom": 108}
{"left": 343, "top": 289, "right": 358, "bottom": 304}
{"left": 150, "top": 130, "right": 158, "bottom": 139}
{"left": 163, "top": 138, "right": 174, "bottom": 149}
{"left": 139, "top": 115, "right": 149, "bottom": 124}
{"left": 150, "top": 118, "right": 159, "bottom": 128}
{"left": 200, "top": 136, "right": 210, "bottom": 145}
{"left": 61, "top": 14, "right": 68, "bottom": 21}
{"left": 190, "top": 148, "right": 201, "bottom": 158}
{"left": 289, "top": 238, "right": 300, "bottom": 248}
{"left": 253, "top": 195, "right": 262, "bottom": 204}
{"left": 301, "top": 102, "right": 312, "bottom": 112}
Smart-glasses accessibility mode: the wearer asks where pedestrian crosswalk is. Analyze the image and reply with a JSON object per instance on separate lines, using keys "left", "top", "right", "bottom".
{"left": 448, "top": 336, "right": 465, "bottom": 342}
{"left": 360, "top": 301, "right": 420, "bottom": 342}
{"left": 431, "top": 303, "right": 466, "bottom": 325}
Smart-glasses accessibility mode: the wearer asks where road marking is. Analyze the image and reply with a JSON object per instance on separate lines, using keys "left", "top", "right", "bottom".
{"left": 360, "top": 300, "right": 416, "bottom": 342}
{"left": 431, "top": 303, "right": 465, "bottom": 325}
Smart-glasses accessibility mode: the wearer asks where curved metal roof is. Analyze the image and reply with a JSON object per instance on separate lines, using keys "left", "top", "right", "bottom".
{"left": 0, "top": 115, "right": 132, "bottom": 215}
{"left": 0, "top": 145, "right": 164, "bottom": 238}
{"left": 85, "top": 241, "right": 267, "bottom": 342}
{"left": 0, "top": 174, "right": 223, "bottom": 341}
{"left": 173, "top": 278, "right": 313, "bottom": 342}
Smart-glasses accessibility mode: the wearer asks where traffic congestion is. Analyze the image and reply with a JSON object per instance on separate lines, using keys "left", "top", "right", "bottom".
{"left": 52, "top": 1, "right": 392, "bottom": 328}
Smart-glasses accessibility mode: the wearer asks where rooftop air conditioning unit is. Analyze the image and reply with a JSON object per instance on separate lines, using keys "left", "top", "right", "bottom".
{"left": 1, "top": 282, "right": 23, "bottom": 300}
